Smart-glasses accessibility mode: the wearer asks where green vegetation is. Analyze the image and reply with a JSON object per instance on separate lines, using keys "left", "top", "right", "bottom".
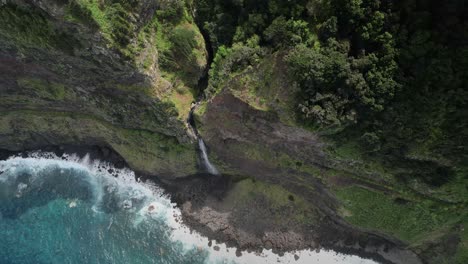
{"left": 224, "top": 178, "right": 318, "bottom": 225}
{"left": 64, "top": 0, "right": 139, "bottom": 57}
{"left": 159, "top": 23, "right": 207, "bottom": 86}
{"left": 0, "top": 4, "right": 79, "bottom": 53}
{"left": 1, "top": 0, "right": 467, "bottom": 261}
{"left": 205, "top": 36, "right": 264, "bottom": 97}
{"left": 1, "top": 0, "right": 207, "bottom": 122}
{"left": 155, "top": 0, "right": 187, "bottom": 24}
{"left": 154, "top": 20, "right": 207, "bottom": 118}
{"left": 64, "top": 0, "right": 206, "bottom": 119}
{"left": 17, "top": 78, "right": 69, "bottom": 100}
{"left": 167, "top": 88, "right": 195, "bottom": 121}
{"left": 194, "top": 1, "right": 467, "bottom": 261}
{"left": 0, "top": 110, "right": 197, "bottom": 176}
{"left": 149, "top": 0, "right": 207, "bottom": 86}
{"left": 286, "top": 41, "right": 365, "bottom": 127}
{"left": 335, "top": 186, "right": 462, "bottom": 243}
{"left": 223, "top": 140, "right": 321, "bottom": 177}
{"left": 115, "top": 83, "right": 153, "bottom": 97}
{"left": 335, "top": 185, "right": 468, "bottom": 264}
{"left": 63, "top": 0, "right": 205, "bottom": 75}
{"left": 195, "top": 0, "right": 468, "bottom": 190}
{"left": 456, "top": 217, "right": 468, "bottom": 264}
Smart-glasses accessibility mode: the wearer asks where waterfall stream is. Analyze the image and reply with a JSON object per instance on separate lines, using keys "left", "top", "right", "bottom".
{"left": 198, "top": 138, "right": 219, "bottom": 175}
{"left": 188, "top": 103, "right": 220, "bottom": 175}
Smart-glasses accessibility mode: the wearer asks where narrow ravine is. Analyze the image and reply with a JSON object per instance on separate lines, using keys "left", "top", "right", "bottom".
{"left": 186, "top": 21, "right": 219, "bottom": 176}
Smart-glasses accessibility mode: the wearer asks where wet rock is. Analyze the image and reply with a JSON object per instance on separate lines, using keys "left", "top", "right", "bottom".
{"left": 264, "top": 240, "right": 273, "bottom": 250}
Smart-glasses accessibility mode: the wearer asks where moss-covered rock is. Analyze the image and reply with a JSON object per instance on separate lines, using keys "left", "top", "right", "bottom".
{"left": 0, "top": 110, "right": 197, "bottom": 177}
{"left": 0, "top": 0, "right": 207, "bottom": 176}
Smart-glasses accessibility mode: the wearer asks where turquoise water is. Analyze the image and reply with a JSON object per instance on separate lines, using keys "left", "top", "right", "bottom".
{"left": 0, "top": 154, "right": 378, "bottom": 264}
{"left": 0, "top": 155, "right": 212, "bottom": 264}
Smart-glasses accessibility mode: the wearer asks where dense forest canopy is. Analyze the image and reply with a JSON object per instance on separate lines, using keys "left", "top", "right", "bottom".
{"left": 194, "top": 0, "right": 468, "bottom": 185}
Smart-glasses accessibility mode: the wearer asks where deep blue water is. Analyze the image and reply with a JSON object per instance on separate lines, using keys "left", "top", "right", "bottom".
{"left": 0, "top": 154, "right": 377, "bottom": 264}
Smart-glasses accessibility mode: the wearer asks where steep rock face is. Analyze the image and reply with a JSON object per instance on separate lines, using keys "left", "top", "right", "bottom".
{"left": 0, "top": 0, "right": 208, "bottom": 177}
{"left": 196, "top": 53, "right": 328, "bottom": 181}
{"left": 198, "top": 91, "right": 333, "bottom": 204}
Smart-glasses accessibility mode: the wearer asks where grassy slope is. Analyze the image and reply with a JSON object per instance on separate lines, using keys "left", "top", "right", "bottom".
{"left": 223, "top": 178, "right": 319, "bottom": 226}
{"left": 330, "top": 141, "right": 468, "bottom": 263}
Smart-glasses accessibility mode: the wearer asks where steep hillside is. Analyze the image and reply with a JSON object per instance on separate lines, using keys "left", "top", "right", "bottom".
{"left": 192, "top": 0, "right": 468, "bottom": 263}
{"left": 0, "top": 0, "right": 209, "bottom": 177}
{"left": 0, "top": 1, "right": 467, "bottom": 263}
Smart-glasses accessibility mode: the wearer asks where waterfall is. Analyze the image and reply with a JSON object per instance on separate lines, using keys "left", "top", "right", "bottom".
{"left": 198, "top": 138, "right": 219, "bottom": 175}
{"left": 187, "top": 103, "right": 220, "bottom": 175}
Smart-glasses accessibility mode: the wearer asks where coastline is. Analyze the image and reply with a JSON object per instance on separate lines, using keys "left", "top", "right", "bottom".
{"left": 0, "top": 145, "right": 422, "bottom": 264}
{"left": 164, "top": 173, "right": 421, "bottom": 264}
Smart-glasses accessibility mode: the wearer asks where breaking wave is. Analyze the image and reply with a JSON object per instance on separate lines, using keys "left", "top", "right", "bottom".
{"left": 0, "top": 152, "right": 377, "bottom": 264}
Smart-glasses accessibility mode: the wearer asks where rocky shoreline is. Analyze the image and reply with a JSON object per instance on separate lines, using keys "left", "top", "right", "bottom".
{"left": 0, "top": 145, "right": 423, "bottom": 264}
{"left": 164, "top": 171, "right": 423, "bottom": 264}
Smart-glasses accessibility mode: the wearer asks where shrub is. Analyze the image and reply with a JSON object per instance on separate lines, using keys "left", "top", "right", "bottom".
{"left": 170, "top": 26, "right": 197, "bottom": 60}
{"left": 67, "top": 1, "right": 99, "bottom": 29}
{"left": 264, "top": 16, "right": 312, "bottom": 48}
{"left": 206, "top": 37, "right": 264, "bottom": 97}
{"left": 107, "top": 3, "right": 134, "bottom": 47}
{"left": 156, "top": 0, "right": 185, "bottom": 23}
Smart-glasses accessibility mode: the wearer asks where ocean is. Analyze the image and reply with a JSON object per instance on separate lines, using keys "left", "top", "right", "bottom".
{"left": 0, "top": 153, "right": 377, "bottom": 264}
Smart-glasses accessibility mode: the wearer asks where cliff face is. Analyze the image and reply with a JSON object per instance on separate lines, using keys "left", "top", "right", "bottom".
{"left": 0, "top": 1, "right": 466, "bottom": 264}
{"left": 0, "top": 0, "right": 208, "bottom": 177}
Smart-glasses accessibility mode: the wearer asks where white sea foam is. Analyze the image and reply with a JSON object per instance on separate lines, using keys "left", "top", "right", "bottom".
{"left": 0, "top": 152, "right": 379, "bottom": 264}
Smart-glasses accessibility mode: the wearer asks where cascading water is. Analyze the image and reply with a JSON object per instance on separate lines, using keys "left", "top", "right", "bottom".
{"left": 188, "top": 103, "right": 220, "bottom": 175}
{"left": 198, "top": 138, "right": 219, "bottom": 175}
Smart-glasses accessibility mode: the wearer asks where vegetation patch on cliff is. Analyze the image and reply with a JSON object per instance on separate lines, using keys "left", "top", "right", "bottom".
{"left": 224, "top": 178, "right": 318, "bottom": 225}
{"left": 336, "top": 186, "right": 461, "bottom": 243}
{"left": 0, "top": 110, "right": 197, "bottom": 177}
{"left": 0, "top": 3, "right": 79, "bottom": 53}
{"left": 17, "top": 78, "right": 69, "bottom": 101}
